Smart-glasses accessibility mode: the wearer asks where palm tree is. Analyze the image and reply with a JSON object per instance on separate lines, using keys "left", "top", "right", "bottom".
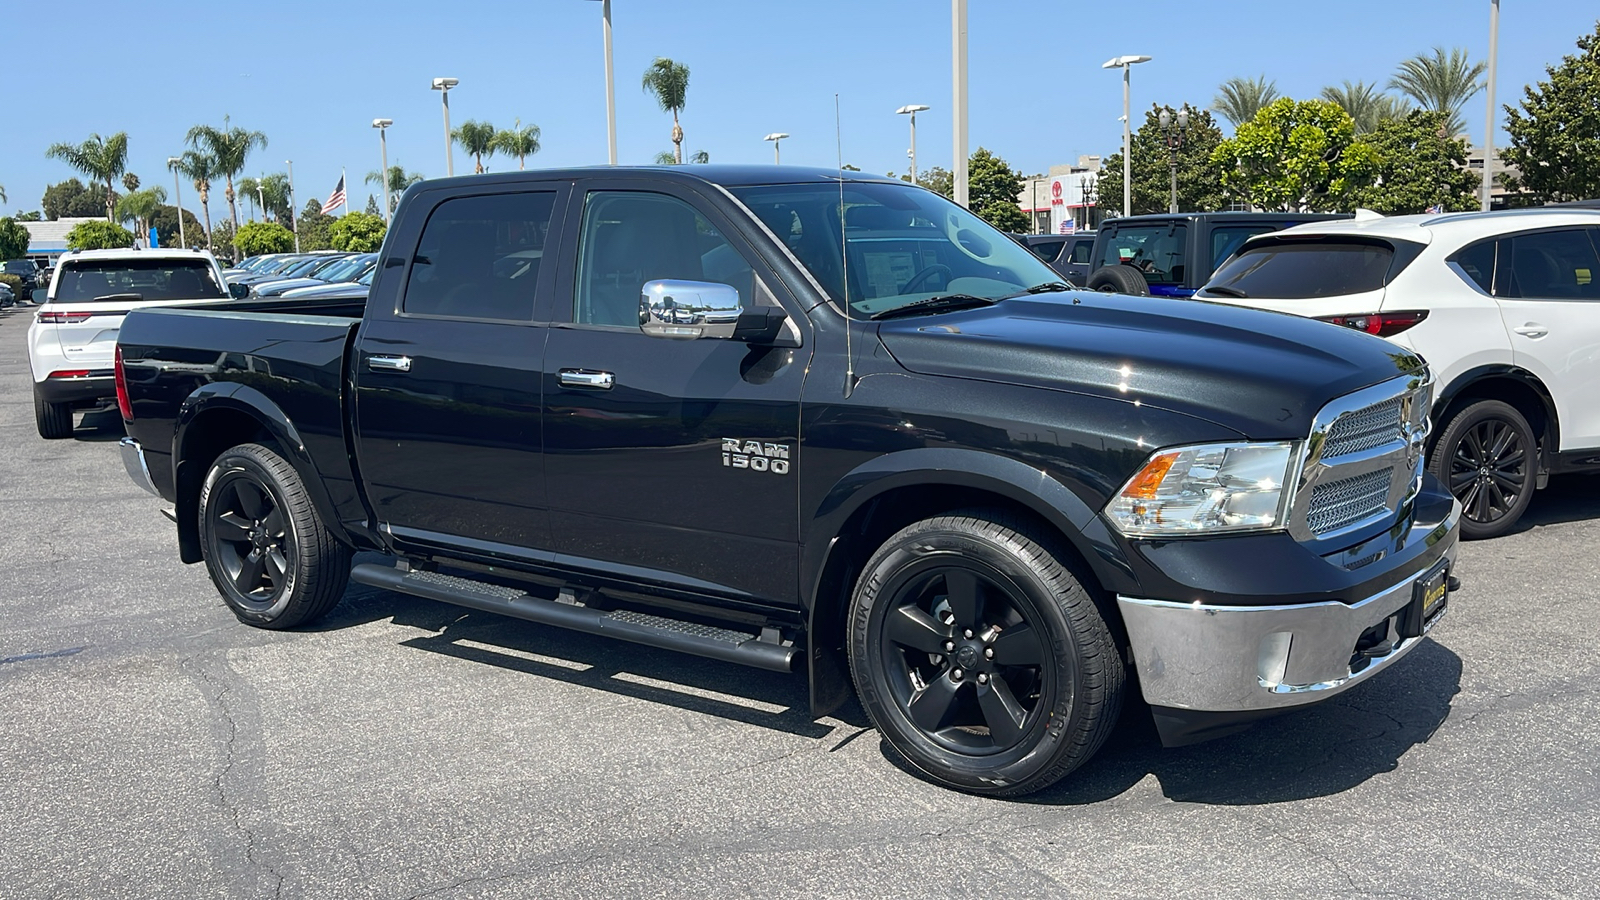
{"left": 1389, "top": 47, "right": 1487, "bottom": 137}
{"left": 492, "top": 120, "right": 541, "bottom": 170}
{"left": 259, "top": 173, "right": 292, "bottom": 225}
{"left": 641, "top": 57, "right": 690, "bottom": 164}
{"left": 1320, "top": 80, "right": 1411, "bottom": 133}
{"left": 237, "top": 177, "right": 260, "bottom": 221}
{"left": 116, "top": 187, "right": 167, "bottom": 243}
{"left": 0, "top": 185, "right": 6, "bottom": 204}
{"left": 452, "top": 120, "right": 497, "bottom": 173}
{"left": 652, "top": 149, "right": 709, "bottom": 165}
{"left": 44, "top": 132, "right": 130, "bottom": 221}
{"left": 185, "top": 118, "right": 268, "bottom": 232}
{"left": 171, "top": 151, "right": 219, "bottom": 250}
{"left": 364, "top": 165, "right": 425, "bottom": 214}
{"left": 1211, "top": 76, "right": 1280, "bottom": 128}
{"left": 121, "top": 173, "right": 140, "bottom": 192}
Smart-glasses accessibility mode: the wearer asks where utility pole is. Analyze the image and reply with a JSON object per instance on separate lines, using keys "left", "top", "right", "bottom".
{"left": 1481, "top": 0, "right": 1500, "bottom": 212}
{"left": 952, "top": 0, "right": 968, "bottom": 207}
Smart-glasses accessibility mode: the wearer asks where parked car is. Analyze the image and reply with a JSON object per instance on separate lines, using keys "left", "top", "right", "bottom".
{"left": 280, "top": 265, "right": 374, "bottom": 301}
{"left": 1196, "top": 207, "right": 1600, "bottom": 539}
{"left": 116, "top": 165, "right": 1458, "bottom": 797}
{"left": 4, "top": 258, "right": 41, "bottom": 296}
{"left": 1017, "top": 232, "right": 1096, "bottom": 286}
{"left": 251, "top": 253, "right": 373, "bottom": 298}
{"left": 226, "top": 253, "right": 326, "bottom": 285}
{"left": 1085, "top": 212, "right": 1349, "bottom": 297}
{"left": 28, "top": 248, "right": 242, "bottom": 438}
{"left": 0, "top": 281, "right": 14, "bottom": 308}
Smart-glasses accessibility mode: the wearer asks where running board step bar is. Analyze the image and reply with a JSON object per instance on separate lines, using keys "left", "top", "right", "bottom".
{"left": 349, "top": 563, "right": 798, "bottom": 673}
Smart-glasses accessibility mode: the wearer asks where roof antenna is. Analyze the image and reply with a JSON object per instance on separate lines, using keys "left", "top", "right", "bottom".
{"left": 836, "top": 93, "right": 856, "bottom": 398}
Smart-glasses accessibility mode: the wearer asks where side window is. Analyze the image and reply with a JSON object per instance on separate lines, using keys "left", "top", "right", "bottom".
{"left": 402, "top": 191, "right": 557, "bottom": 320}
{"left": 1027, "top": 240, "right": 1064, "bottom": 263}
{"left": 1069, "top": 240, "right": 1093, "bottom": 264}
{"left": 1451, "top": 238, "right": 1497, "bottom": 294}
{"left": 575, "top": 191, "right": 756, "bottom": 327}
{"left": 1503, "top": 229, "right": 1600, "bottom": 300}
{"left": 1210, "top": 226, "right": 1274, "bottom": 269}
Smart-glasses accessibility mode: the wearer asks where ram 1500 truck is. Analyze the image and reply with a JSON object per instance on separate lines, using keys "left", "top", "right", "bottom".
{"left": 116, "top": 166, "right": 1460, "bottom": 796}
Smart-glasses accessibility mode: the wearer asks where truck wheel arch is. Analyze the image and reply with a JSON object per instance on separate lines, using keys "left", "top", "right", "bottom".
{"left": 172, "top": 384, "right": 351, "bottom": 564}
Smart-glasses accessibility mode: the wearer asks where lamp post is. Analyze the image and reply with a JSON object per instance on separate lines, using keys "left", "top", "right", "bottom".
{"left": 896, "top": 104, "right": 929, "bottom": 185}
{"left": 951, "top": 0, "right": 968, "bottom": 206}
{"left": 256, "top": 178, "right": 266, "bottom": 224}
{"left": 1158, "top": 105, "right": 1190, "bottom": 214}
{"left": 166, "top": 157, "right": 186, "bottom": 249}
{"left": 584, "top": 0, "right": 618, "bottom": 165}
{"left": 1481, "top": 0, "right": 1500, "bottom": 211}
{"left": 372, "top": 119, "right": 394, "bottom": 225}
{"left": 763, "top": 133, "right": 788, "bottom": 164}
{"left": 1101, "top": 54, "right": 1152, "bottom": 217}
{"left": 285, "top": 159, "right": 299, "bottom": 251}
{"left": 432, "top": 77, "right": 458, "bottom": 176}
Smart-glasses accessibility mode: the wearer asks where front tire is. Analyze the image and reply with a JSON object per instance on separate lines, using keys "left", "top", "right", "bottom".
{"left": 1430, "top": 399, "right": 1537, "bottom": 540}
{"left": 199, "top": 442, "right": 350, "bottom": 629}
{"left": 847, "top": 510, "right": 1124, "bottom": 796}
{"left": 33, "top": 386, "right": 73, "bottom": 439}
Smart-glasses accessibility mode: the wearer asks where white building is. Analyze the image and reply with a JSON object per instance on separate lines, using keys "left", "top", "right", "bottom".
{"left": 1018, "top": 156, "right": 1103, "bottom": 234}
{"left": 19, "top": 218, "right": 103, "bottom": 267}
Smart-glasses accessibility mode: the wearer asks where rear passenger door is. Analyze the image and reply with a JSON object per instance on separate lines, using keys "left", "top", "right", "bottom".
{"left": 353, "top": 185, "right": 568, "bottom": 553}
{"left": 1493, "top": 226, "right": 1600, "bottom": 450}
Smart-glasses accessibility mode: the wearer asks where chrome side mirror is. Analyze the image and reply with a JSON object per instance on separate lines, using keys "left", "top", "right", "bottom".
{"left": 640, "top": 279, "right": 743, "bottom": 340}
{"left": 228, "top": 283, "right": 251, "bottom": 300}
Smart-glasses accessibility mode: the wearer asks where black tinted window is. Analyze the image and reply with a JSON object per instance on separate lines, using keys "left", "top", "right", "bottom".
{"left": 1210, "top": 226, "right": 1276, "bottom": 269}
{"left": 1095, "top": 224, "right": 1189, "bottom": 284}
{"left": 1452, "top": 239, "right": 1497, "bottom": 293}
{"left": 1027, "top": 239, "right": 1065, "bottom": 262}
{"left": 1068, "top": 240, "right": 1093, "bottom": 264}
{"left": 1503, "top": 229, "right": 1600, "bottom": 300}
{"left": 403, "top": 191, "right": 556, "bottom": 320}
{"left": 52, "top": 258, "right": 226, "bottom": 302}
{"left": 1204, "top": 241, "right": 1395, "bottom": 299}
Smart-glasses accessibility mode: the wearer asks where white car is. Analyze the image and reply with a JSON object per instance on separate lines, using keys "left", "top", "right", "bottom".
{"left": 28, "top": 248, "right": 239, "bottom": 439}
{"left": 1197, "top": 207, "right": 1600, "bottom": 538}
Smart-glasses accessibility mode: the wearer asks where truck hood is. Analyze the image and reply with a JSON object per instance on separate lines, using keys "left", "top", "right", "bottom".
{"left": 875, "top": 294, "right": 1423, "bottom": 440}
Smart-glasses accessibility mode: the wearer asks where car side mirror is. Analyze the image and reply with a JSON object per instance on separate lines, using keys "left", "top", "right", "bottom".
{"left": 229, "top": 283, "right": 250, "bottom": 300}
{"left": 640, "top": 280, "right": 748, "bottom": 340}
{"left": 30, "top": 288, "right": 47, "bottom": 303}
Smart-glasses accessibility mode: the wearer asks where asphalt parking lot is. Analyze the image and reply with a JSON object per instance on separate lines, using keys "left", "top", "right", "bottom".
{"left": 1, "top": 304, "right": 1596, "bottom": 900}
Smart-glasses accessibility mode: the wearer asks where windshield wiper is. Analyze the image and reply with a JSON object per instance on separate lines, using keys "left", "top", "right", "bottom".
{"left": 869, "top": 294, "right": 998, "bottom": 321}
{"left": 996, "top": 281, "right": 1073, "bottom": 300}
{"left": 1201, "top": 285, "right": 1248, "bottom": 298}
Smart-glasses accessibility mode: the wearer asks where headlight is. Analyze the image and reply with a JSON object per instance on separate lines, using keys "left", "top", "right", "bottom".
{"left": 1105, "top": 442, "right": 1297, "bottom": 536}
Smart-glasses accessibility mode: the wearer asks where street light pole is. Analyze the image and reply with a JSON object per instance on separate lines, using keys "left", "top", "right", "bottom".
{"left": 1482, "top": 0, "right": 1500, "bottom": 212}
{"left": 373, "top": 119, "right": 394, "bottom": 225}
{"left": 1102, "top": 54, "right": 1152, "bottom": 217}
{"left": 286, "top": 159, "right": 299, "bottom": 251}
{"left": 166, "top": 157, "right": 186, "bottom": 249}
{"left": 432, "top": 77, "right": 458, "bottom": 176}
{"left": 952, "top": 0, "right": 969, "bottom": 207}
{"left": 257, "top": 178, "right": 266, "bottom": 225}
{"left": 603, "top": 0, "right": 617, "bottom": 164}
{"left": 1159, "top": 106, "right": 1190, "bottom": 214}
{"left": 763, "top": 133, "right": 788, "bottom": 164}
{"left": 896, "top": 104, "right": 929, "bottom": 185}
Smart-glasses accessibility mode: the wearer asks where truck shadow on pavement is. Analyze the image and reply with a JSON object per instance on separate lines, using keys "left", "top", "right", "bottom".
{"left": 69, "top": 407, "right": 126, "bottom": 442}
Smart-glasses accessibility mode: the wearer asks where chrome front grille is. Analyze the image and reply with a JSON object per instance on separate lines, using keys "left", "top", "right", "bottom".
{"left": 1307, "top": 467, "right": 1395, "bottom": 535}
{"left": 1322, "top": 397, "right": 1404, "bottom": 459}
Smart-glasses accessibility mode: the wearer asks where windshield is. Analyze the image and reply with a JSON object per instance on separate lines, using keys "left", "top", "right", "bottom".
{"left": 1203, "top": 240, "right": 1399, "bottom": 299}
{"left": 321, "top": 255, "right": 371, "bottom": 282}
{"left": 4, "top": 260, "right": 35, "bottom": 274}
{"left": 53, "top": 258, "right": 226, "bottom": 302}
{"left": 731, "top": 181, "right": 1062, "bottom": 317}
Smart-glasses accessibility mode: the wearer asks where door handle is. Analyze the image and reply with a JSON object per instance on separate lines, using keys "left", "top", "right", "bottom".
{"left": 367, "top": 355, "right": 413, "bottom": 373}
{"left": 558, "top": 368, "right": 615, "bottom": 389}
{"left": 1513, "top": 323, "right": 1548, "bottom": 338}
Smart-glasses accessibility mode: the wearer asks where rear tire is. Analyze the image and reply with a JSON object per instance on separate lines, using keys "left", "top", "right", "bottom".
{"left": 1430, "top": 399, "right": 1537, "bottom": 540}
{"left": 847, "top": 509, "right": 1124, "bottom": 796}
{"left": 199, "top": 442, "right": 350, "bottom": 629}
{"left": 33, "top": 386, "right": 73, "bottom": 439}
{"left": 1086, "top": 264, "right": 1149, "bottom": 296}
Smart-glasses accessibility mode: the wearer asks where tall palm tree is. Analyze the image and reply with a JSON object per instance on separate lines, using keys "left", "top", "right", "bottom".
{"left": 121, "top": 173, "right": 140, "bottom": 192}
{"left": 185, "top": 118, "right": 268, "bottom": 232}
{"left": 1211, "top": 76, "right": 1280, "bottom": 128}
{"left": 259, "top": 173, "right": 292, "bottom": 225}
{"left": 1320, "top": 80, "right": 1411, "bottom": 133}
{"left": 641, "top": 57, "right": 690, "bottom": 164}
{"left": 492, "top": 120, "right": 542, "bottom": 170}
{"left": 452, "top": 120, "right": 497, "bottom": 173}
{"left": 364, "top": 165, "right": 425, "bottom": 214}
{"left": 44, "top": 132, "right": 130, "bottom": 221}
{"left": 116, "top": 187, "right": 167, "bottom": 242}
{"left": 171, "top": 151, "right": 219, "bottom": 250}
{"left": 237, "top": 177, "right": 260, "bottom": 221}
{"left": 1389, "top": 47, "right": 1487, "bottom": 137}
{"left": 653, "top": 149, "right": 709, "bottom": 165}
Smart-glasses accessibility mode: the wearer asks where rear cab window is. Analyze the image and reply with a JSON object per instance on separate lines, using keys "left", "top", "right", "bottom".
{"left": 1202, "top": 239, "right": 1404, "bottom": 300}
{"left": 1095, "top": 223, "right": 1189, "bottom": 285}
{"left": 52, "top": 258, "right": 227, "bottom": 303}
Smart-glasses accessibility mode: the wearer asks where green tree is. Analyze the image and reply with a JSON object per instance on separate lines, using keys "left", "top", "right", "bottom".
{"left": 44, "top": 132, "right": 130, "bottom": 221}
{"left": 41, "top": 179, "right": 113, "bottom": 220}
{"left": 898, "top": 167, "right": 955, "bottom": 198}
{"left": 259, "top": 173, "right": 293, "bottom": 225}
{"left": 1320, "top": 80, "right": 1411, "bottom": 134}
{"left": 116, "top": 187, "right": 168, "bottom": 240}
{"left": 965, "top": 147, "right": 1028, "bottom": 232}
{"left": 211, "top": 220, "right": 237, "bottom": 262}
{"left": 452, "top": 120, "right": 497, "bottom": 173}
{"left": 329, "top": 211, "right": 386, "bottom": 252}
{"left": 14, "top": 211, "right": 42, "bottom": 222}
{"left": 641, "top": 57, "right": 690, "bottom": 164}
{"left": 493, "top": 121, "right": 542, "bottom": 170}
{"left": 186, "top": 118, "right": 268, "bottom": 234}
{"left": 364, "top": 165, "right": 425, "bottom": 214}
{"left": 237, "top": 176, "right": 260, "bottom": 221}
{"left": 1352, "top": 110, "right": 1480, "bottom": 214}
{"left": 0, "top": 217, "right": 29, "bottom": 259}
{"left": 1502, "top": 21, "right": 1600, "bottom": 203}
{"left": 65, "top": 219, "right": 135, "bottom": 250}
{"left": 1211, "top": 97, "right": 1380, "bottom": 212}
{"left": 150, "top": 205, "right": 206, "bottom": 248}
{"left": 1389, "top": 47, "right": 1486, "bottom": 137}
{"left": 365, "top": 194, "right": 381, "bottom": 217}
{"left": 296, "top": 199, "right": 334, "bottom": 251}
{"left": 1098, "top": 104, "right": 1229, "bottom": 215}
{"left": 121, "top": 172, "right": 140, "bottom": 192}
{"left": 171, "top": 151, "right": 219, "bottom": 250}
{"left": 234, "top": 221, "right": 295, "bottom": 256}
{"left": 1212, "top": 76, "right": 1280, "bottom": 129}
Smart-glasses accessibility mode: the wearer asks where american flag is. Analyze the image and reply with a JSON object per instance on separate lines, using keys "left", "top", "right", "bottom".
{"left": 1426, "top": 203, "right": 1445, "bottom": 214}
{"left": 324, "top": 175, "right": 346, "bottom": 214}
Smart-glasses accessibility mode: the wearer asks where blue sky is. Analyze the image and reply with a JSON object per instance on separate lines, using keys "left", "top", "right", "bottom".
{"left": 7, "top": 0, "right": 1597, "bottom": 221}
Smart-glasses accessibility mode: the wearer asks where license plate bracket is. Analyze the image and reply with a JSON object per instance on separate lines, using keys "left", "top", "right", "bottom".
{"left": 1398, "top": 559, "right": 1450, "bottom": 638}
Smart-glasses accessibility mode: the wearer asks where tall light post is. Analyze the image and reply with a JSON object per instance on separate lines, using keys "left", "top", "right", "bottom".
{"left": 432, "top": 77, "right": 458, "bottom": 176}
{"left": 584, "top": 0, "right": 618, "bottom": 165}
{"left": 896, "top": 104, "right": 929, "bottom": 185}
{"left": 1158, "top": 105, "right": 1191, "bottom": 214}
{"left": 1102, "top": 54, "right": 1152, "bottom": 217}
{"left": 285, "top": 159, "right": 299, "bottom": 251}
{"left": 763, "top": 132, "right": 788, "bottom": 164}
{"left": 1481, "top": 0, "right": 1500, "bottom": 211}
{"left": 951, "top": 0, "right": 969, "bottom": 206}
{"left": 256, "top": 178, "right": 266, "bottom": 224}
{"left": 166, "top": 157, "right": 186, "bottom": 249}
{"left": 372, "top": 119, "right": 394, "bottom": 225}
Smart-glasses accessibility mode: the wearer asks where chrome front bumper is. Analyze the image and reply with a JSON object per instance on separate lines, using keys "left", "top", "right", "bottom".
{"left": 119, "top": 437, "right": 159, "bottom": 497}
{"left": 1117, "top": 509, "right": 1459, "bottom": 713}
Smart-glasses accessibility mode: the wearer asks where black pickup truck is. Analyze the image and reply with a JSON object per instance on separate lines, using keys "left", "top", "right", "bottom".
{"left": 116, "top": 166, "right": 1460, "bottom": 796}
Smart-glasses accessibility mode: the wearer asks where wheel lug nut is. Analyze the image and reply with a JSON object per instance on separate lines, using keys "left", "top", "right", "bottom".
{"left": 951, "top": 668, "right": 964, "bottom": 680}
{"left": 964, "top": 629, "right": 974, "bottom": 639}
{"left": 977, "top": 673, "right": 989, "bottom": 684}
{"left": 944, "top": 641, "right": 955, "bottom": 652}
{"left": 984, "top": 647, "right": 994, "bottom": 659}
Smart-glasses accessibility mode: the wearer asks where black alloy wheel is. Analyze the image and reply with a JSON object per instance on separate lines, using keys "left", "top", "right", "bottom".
{"left": 1430, "top": 399, "right": 1537, "bottom": 540}
{"left": 209, "top": 476, "right": 293, "bottom": 608}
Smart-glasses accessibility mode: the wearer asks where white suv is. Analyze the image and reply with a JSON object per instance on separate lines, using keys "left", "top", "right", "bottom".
{"left": 28, "top": 248, "right": 237, "bottom": 439}
{"left": 1197, "top": 208, "right": 1600, "bottom": 538}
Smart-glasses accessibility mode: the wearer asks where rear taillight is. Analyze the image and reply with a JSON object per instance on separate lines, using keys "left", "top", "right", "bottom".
{"left": 37, "top": 311, "right": 92, "bottom": 324}
{"left": 115, "top": 345, "right": 133, "bottom": 422}
{"left": 1317, "top": 310, "right": 1429, "bottom": 338}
